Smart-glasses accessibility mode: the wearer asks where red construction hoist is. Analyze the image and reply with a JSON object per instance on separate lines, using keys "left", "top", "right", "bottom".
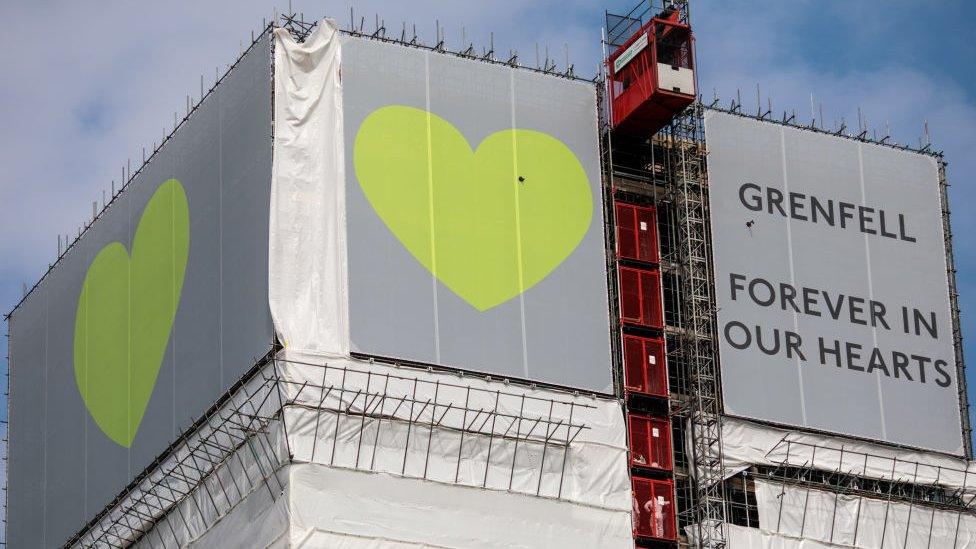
{"left": 623, "top": 334, "right": 667, "bottom": 398}
{"left": 632, "top": 476, "right": 678, "bottom": 541}
{"left": 608, "top": 3, "right": 693, "bottom": 545}
{"left": 616, "top": 202, "right": 660, "bottom": 263}
{"left": 607, "top": 8, "right": 695, "bottom": 136}
{"left": 614, "top": 198, "right": 677, "bottom": 544}
{"left": 619, "top": 266, "right": 664, "bottom": 330}
{"left": 629, "top": 413, "right": 672, "bottom": 472}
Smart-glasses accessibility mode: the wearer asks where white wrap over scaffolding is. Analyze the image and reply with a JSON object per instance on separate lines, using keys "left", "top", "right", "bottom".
{"left": 720, "top": 417, "right": 976, "bottom": 493}
{"left": 752, "top": 479, "right": 976, "bottom": 548}
{"left": 684, "top": 416, "right": 976, "bottom": 549}
{"left": 104, "top": 351, "right": 633, "bottom": 548}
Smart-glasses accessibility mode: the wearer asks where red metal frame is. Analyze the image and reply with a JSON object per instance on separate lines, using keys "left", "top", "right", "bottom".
{"left": 607, "top": 12, "right": 695, "bottom": 136}
{"left": 632, "top": 476, "right": 677, "bottom": 541}
{"left": 623, "top": 334, "right": 667, "bottom": 397}
{"left": 615, "top": 202, "right": 659, "bottom": 263}
{"left": 628, "top": 413, "right": 672, "bottom": 471}
{"left": 619, "top": 266, "right": 664, "bottom": 329}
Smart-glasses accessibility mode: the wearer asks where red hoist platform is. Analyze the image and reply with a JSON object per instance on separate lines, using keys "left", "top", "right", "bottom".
{"left": 607, "top": 10, "right": 695, "bottom": 136}
{"left": 633, "top": 477, "right": 677, "bottom": 541}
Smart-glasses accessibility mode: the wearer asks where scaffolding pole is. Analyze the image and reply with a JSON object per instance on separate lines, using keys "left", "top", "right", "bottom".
{"left": 668, "top": 103, "right": 728, "bottom": 548}
{"left": 754, "top": 438, "right": 976, "bottom": 546}
{"left": 938, "top": 159, "right": 973, "bottom": 459}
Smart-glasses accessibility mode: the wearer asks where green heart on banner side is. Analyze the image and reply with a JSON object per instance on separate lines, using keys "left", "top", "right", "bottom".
{"left": 354, "top": 105, "right": 593, "bottom": 311}
{"left": 73, "top": 178, "right": 190, "bottom": 448}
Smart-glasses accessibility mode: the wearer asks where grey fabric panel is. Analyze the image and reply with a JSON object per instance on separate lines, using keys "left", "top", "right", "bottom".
{"left": 5, "top": 32, "right": 273, "bottom": 547}
{"left": 6, "top": 291, "right": 45, "bottom": 548}
{"left": 706, "top": 109, "right": 964, "bottom": 455}
{"left": 343, "top": 36, "right": 613, "bottom": 392}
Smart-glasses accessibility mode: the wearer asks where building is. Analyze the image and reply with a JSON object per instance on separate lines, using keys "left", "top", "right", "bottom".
{"left": 4, "top": 2, "right": 974, "bottom": 548}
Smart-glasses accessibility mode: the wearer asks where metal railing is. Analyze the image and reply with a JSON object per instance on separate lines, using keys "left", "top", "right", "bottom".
{"left": 63, "top": 353, "right": 594, "bottom": 548}
{"left": 756, "top": 438, "right": 976, "bottom": 548}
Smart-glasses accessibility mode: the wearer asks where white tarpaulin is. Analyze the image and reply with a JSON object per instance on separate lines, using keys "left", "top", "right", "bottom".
{"left": 723, "top": 524, "right": 858, "bottom": 549}
{"left": 288, "top": 463, "right": 632, "bottom": 548}
{"left": 269, "top": 19, "right": 349, "bottom": 355}
{"left": 718, "top": 416, "right": 976, "bottom": 493}
{"left": 130, "top": 348, "right": 632, "bottom": 548}
{"left": 276, "top": 348, "right": 631, "bottom": 512}
{"left": 128, "top": 419, "right": 291, "bottom": 549}
{"left": 689, "top": 524, "right": 847, "bottom": 549}
{"left": 138, "top": 460, "right": 632, "bottom": 549}
{"left": 753, "top": 478, "right": 976, "bottom": 548}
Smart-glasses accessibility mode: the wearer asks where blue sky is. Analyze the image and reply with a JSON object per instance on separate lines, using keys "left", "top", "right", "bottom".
{"left": 2, "top": 1, "right": 975, "bottom": 520}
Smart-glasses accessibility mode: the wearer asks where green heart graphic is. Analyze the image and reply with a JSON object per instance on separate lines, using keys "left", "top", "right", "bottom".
{"left": 354, "top": 105, "right": 593, "bottom": 311}
{"left": 73, "top": 178, "right": 189, "bottom": 447}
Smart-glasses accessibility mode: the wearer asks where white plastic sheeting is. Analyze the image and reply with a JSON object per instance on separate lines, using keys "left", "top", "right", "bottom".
{"left": 269, "top": 19, "right": 349, "bottom": 355}
{"left": 752, "top": 478, "right": 976, "bottom": 549}
{"left": 79, "top": 356, "right": 292, "bottom": 549}
{"left": 277, "top": 348, "right": 631, "bottom": 513}
{"left": 720, "top": 416, "right": 976, "bottom": 493}
{"left": 130, "top": 420, "right": 291, "bottom": 549}
{"left": 182, "top": 478, "right": 289, "bottom": 549}
{"left": 138, "top": 460, "right": 632, "bottom": 549}
{"left": 688, "top": 524, "right": 843, "bottom": 549}
{"left": 288, "top": 463, "right": 633, "bottom": 548}
{"left": 722, "top": 524, "right": 851, "bottom": 549}
{"left": 130, "top": 349, "right": 633, "bottom": 548}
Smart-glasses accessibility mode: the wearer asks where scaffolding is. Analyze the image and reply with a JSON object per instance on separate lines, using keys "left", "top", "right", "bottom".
{"left": 278, "top": 12, "right": 586, "bottom": 80}
{"left": 939, "top": 159, "right": 973, "bottom": 459}
{"left": 605, "top": 0, "right": 689, "bottom": 50}
{"left": 601, "top": 97, "right": 728, "bottom": 549}
{"left": 609, "top": 110, "right": 728, "bottom": 546}
{"left": 746, "top": 438, "right": 976, "bottom": 547}
{"left": 276, "top": 356, "right": 592, "bottom": 494}
{"left": 667, "top": 102, "right": 727, "bottom": 549}
{"left": 62, "top": 350, "right": 287, "bottom": 549}
{"left": 603, "top": 1, "right": 727, "bottom": 547}
{"left": 61, "top": 352, "right": 596, "bottom": 548}
{"left": 601, "top": 102, "right": 729, "bottom": 547}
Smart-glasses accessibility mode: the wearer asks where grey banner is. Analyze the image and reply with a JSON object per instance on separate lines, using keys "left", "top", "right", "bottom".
{"left": 705, "top": 109, "right": 964, "bottom": 455}
{"left": 6, "top": 33, "right": 274, "bottom": 547}
{"left": 343, "top": 36, "right": 613, "bottom": 392}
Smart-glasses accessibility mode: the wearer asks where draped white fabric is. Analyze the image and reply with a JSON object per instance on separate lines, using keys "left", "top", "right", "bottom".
{"left": 751, "top": 479, "right": 976, "bottom": 549}
{"left": 718, "top": 417, "right": 976, "bottom": 493}
{"left": 269, "top": 19, "right": 349, "bottom": 355}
